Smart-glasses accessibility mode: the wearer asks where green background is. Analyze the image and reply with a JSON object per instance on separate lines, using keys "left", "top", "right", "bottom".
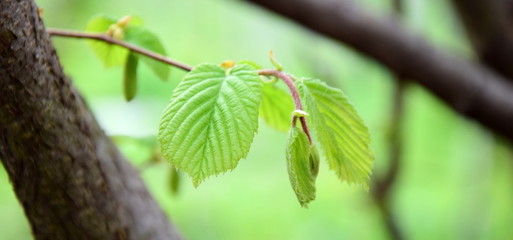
{"left": 1, "top": 0, "right": 512, "bottom": 239}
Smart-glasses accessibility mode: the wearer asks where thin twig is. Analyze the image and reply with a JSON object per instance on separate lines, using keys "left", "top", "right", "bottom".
{"left": 47, "top": 28, "right": 193, "bottom": 71}
{"left": 48, "top": 28, "right": 313, "bottom": 142}
{"left": 258, "top": 69, "right": 312, "bottom": 143}
{"left": 381, "top": 80, "right": 405, "bottom": 195}
{"left": 257, "top": 69, "right": 304, "bottom": 110}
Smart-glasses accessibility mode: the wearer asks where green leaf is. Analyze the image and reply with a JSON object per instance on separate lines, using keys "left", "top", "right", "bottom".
{"left": 124, "top": 27, "right": 169, "bottom": 80}
{"left": 123, "top": 52, "right": 138, "bottom": 101}
{"left": 310, "top": 144, "right": 320, "bottom": 178}
{"left": 86, "top": 15, "right": 128, "bottom": 67}
{"left": 158, "top": 63, "right": 262, "bottom": 186}
{"left": 125, "top": 16, "right": 144, "bottom": 27}
{"left": 286, "top": 127, "right": 316, "bottom": 208}
{"left": 86, "top": 15, "right": 116, "bottom": 31}
{"left": 297, "top": 78, "right": 374, "bottom": 190}
{"left": 259, "top": 81, "right": 294, "bottom": 132}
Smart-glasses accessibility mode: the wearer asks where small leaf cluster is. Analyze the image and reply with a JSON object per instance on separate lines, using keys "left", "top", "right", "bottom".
{"left": 86, "top": 15, "right": 169, "bottom": 101}
{"left": 84, "top": 15, "right": 374, "bottom": 207}
{"left": 158, "top": 58, "right": 374, "bottom": 207}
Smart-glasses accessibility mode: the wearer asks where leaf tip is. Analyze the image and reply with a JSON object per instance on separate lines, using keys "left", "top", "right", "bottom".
{"left": 192, "top": 177, "right": 204, "bottom": 188}
{"left": 269, "top": 50, "right": 283, "bottom": 71}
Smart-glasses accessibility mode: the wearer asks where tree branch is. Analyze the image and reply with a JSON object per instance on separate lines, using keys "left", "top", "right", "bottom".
{"left": 495, "top": 0, "right": 513, "bottom": 27}
{"left": 0, "top": 1, "right": 181, "bottom": 239}
{"left": 373, "top": 79, "right": 406, "bottom": 240}
{"left": 47, "top": 29, "right": 316, "bottom": 143}
{"left": 245, "top": 0, "right": 513, "bottom": 142}
{"left": 47, "top": 29, "right": 193, "bottom": 72}
{"left": 258, "top": 69, "right": 312, "bottom": 142}
{"left": 450, "top": 0, "right": 513, "bottom": 82}
{"left": 370, "top": 1, "right": 405, "bottom": 240}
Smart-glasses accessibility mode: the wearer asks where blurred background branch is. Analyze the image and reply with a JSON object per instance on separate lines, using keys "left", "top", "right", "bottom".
{"left": 245, "top": 0, "right": 513, "bottom": 142}
{"left": 450, "top": 0, "right": 513, "bottom": 81}
{"left": 371, "top": 0, "right": 407, "bottom": 239}
{"left": 373, "top": 79, "right": 406, "bottom": 240}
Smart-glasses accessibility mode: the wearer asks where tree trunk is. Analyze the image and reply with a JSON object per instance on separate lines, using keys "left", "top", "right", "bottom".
{"left": 0, "top": 1, "right": 181, "bottom": 239}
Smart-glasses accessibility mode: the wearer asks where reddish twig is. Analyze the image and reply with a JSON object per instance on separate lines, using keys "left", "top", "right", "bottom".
{"left": 258, "top": 69, "right": 312, "bottom": 143}
{"left": 47, "top": 28, "right": 193, "bottom": 72}
{"left": 48, "top": 28, "right": 313, "bottom": 143}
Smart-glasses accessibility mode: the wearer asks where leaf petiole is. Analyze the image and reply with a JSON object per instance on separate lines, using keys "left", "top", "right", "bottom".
{"left": 258, "top": 69, "right": 312, "bottom": 143}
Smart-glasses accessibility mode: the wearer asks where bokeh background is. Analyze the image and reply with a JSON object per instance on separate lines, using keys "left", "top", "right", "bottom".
{"left": 1, "top": 0, "right": 513, "bottom": 239}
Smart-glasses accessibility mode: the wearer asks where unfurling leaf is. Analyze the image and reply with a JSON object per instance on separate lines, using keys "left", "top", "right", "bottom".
{"left": 85, "top": 14, "right": 168, "bottom": 79}
{"left": 123, "top": 52, "right": 138, "bottom": 101}
{"left": 310, "top": 144, "right": 320, "bottom": 178}
{"left": 286, "top": 127, "right": 317, "bottom": 208}
{"left": 158, "top": 63, "right": 262, "bottom": 186}
{"left": 259, "top": 81, "right": 294, "bottom": 132}
{"left": 86, "top": 15, "right": 128, "bottom": 67}
{"left": 124, "top": 27, "right": 169, "bottom": 80}
{"left": 297, "top": 78, "right": 374, "bottom": 190}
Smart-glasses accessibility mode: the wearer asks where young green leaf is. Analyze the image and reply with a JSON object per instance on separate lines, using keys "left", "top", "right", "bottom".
{"left": 124, "top": 27, "right": 169, "bottom": 80}
{"left": 86, "top": 15, "right": 116, "bottom": 31}
{"left": 158, "top": 63, "right": 262, "bottom": 186}
{"left": 123, "top": 52, "right": 138, "bottom": 101}
{"left": 86, "top": 15, "right": 128, "bottom": 67}
{"left": 259, "top": 81, "right": 294, "bottom": 132}
{"left": 297, "top": 78, "right": 374, "bottom": 190}
{"left": 286, "top": 127, "right": 317, "bottom": 208}
{"left": 310, "top": 144, "right": 320, "bottom": 178}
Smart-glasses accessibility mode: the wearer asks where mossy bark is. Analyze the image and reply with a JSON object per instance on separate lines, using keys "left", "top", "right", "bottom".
{"left": 0, "top": 1, "right": 181, "bottom": 239}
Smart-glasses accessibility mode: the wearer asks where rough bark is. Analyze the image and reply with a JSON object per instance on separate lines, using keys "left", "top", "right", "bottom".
{"left": 0, "top": 1, "right": 181, "bottom": 239}
{"left": 245, "top": 0, "right": 513, "bottom": 142}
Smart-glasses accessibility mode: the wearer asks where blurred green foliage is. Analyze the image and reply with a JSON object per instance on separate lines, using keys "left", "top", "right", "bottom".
{"left": 1, "top": 0, "right": 513, "bottom": 239}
